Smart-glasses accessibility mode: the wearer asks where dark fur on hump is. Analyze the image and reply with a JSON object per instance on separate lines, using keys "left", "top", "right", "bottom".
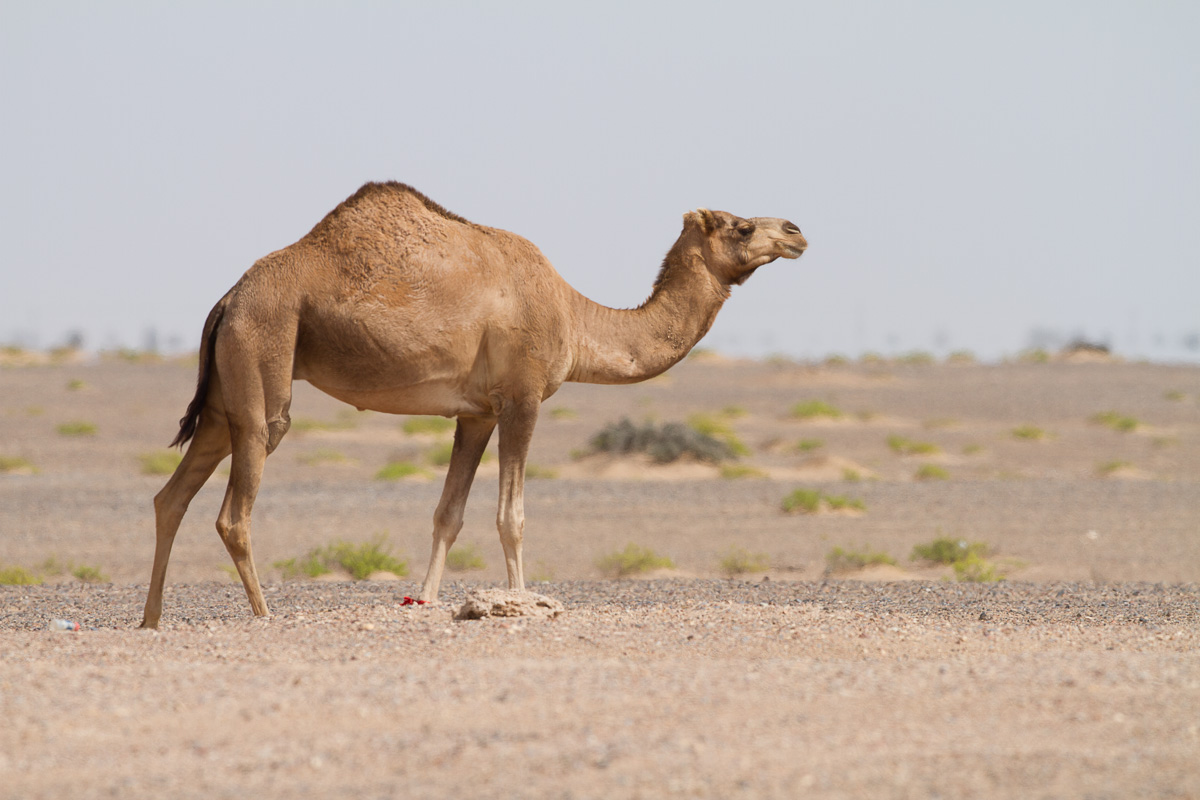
{"left": 333, "top": 181, "right": 474, "bottom": 226}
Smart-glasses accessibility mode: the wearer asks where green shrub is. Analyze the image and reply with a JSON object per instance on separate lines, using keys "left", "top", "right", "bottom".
{"left": 781, "top": 488, "right": 865, "bottom": 514}
{"left": 720, "top": 463, "right": 767, "bottom": 480}
{"left": 0, "top": 565, "right": 42, "bottom": 585}
{"left": 686, "top": 413, "right": 750, "bottom": 456}
{"left": 66, "top": 379, "right": 87, "bottom": 391}
{"left": 911, "top": 537, "right": 990, "bottom": 564}
{"left": 825, "top": 546, "right": 896, "bottom": 574}
{"left": 525, "top": 463, "right": 559, "bottom": 479}
{"left": 962, "top": 443, "right": 984, "bottom": 456}
{"left": 1012, "top": 425, "right": 1048, "bottom": 440}
{"left": 795, "top": 438, "right": 824, "bottom": 452}
{"left": 275, "top": 536, "right": 408, "bottom": 581}
{"left": 887, "top": 435, "right": 940, "bottom": 455}
{"left": 718, "top": 547, "right": 770, "bottom": 577}
{"left": 426, "top": 442, "right": 455, "bottom": 466}
{"left": 71, "top": 564, "right": 109, "bottom": 583}
{"left": 911, "top": 536, "right": 1003, "bottom": 582}
{"left": 56, "top": 421, "right": 97, "bottom": 436}
{"left": 953, "top": 553, "right": 1002, "bottom": 582}
{"left": 946, "top": 350, "right": 976, "bottom": 364}
{"left": 139, "top": 450, "right": 182, "bottom": 476}
{"left": 915, "top": 464, "right": 950, "bottom": 481}
{"left": 790, "top": 400, "right": 842, "bottom": 420}
{"left": 376, "top": 460, "right": 430, "bottom": 480}
{"left": 826, "top": 494, "right": 867, "bottom": 511}
{"left": 549, "top": 407, "right": 577, "bottom": 420}
{"left": 446, "top": 543, "right": 486, "bottom": 572}
{"left": 402, "top": 415, "right": 455, "bottom": 435}
{"left": 587, "top": 418, "right": 736, "bottom": 464}
{"left": 0, "top": 455, "right": 35, "bottom": 473}
{"left": 1096, "top": 460, "right": 1132, "bottom": 476}
{"left": 1090, "top": 411, "right": 1139, "bottom": 433}
{"left": 1163, "top": 390, "right": 1185, "bottom": 402}
{"left": 781, "top": 488, "right": 822, "bottom": 514}
{"left": 596, "top": 543, "right": 675, "bottom": 577}
{"left": 274, "top": 552, "right": 331, "bottom": 580}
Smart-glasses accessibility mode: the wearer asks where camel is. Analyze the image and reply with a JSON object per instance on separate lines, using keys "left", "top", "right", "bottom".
{"left": 140, "top": 181, "right": 806, "bottom": 627}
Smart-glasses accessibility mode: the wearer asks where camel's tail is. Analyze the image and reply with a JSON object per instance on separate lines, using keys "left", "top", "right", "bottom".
{"left": 170, "top": 293, "right": 231, "bottom": 448}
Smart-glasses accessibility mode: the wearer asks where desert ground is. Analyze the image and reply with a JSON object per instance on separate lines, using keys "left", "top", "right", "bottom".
{"left": 1, "top": 352, "right": 1198, "bottom": 798}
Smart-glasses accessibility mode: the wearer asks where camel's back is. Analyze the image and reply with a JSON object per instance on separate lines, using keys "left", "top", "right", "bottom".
{"left": 297, "top": 182, "right": 555, "bottom": 294}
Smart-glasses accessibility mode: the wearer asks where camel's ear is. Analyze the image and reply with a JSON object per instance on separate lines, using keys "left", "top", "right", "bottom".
{"left": 683, "top": 208, "right": 717, "bottom": 234}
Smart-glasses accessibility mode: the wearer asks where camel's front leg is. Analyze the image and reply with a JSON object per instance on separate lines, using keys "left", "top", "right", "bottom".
{"left": 495, "top": 399, "right": 539, "bottom": 593}
{"left": 418, "top": 416, "right": 496, "bottom": 603}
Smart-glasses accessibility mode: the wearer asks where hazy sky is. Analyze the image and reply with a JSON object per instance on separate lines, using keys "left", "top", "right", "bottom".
{"left": 2, "top": 2, "right": 1197, "bottom": 362}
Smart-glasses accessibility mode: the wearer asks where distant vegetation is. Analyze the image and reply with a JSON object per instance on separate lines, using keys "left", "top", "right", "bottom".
{"left": 718, "top": 547, "right": 770, "bottom": 577}
{"left": 0, "top": 455, "right": 35, "bottom": 474}
{"left": 1011, "top": 425, "right": 1048, "bottom": 441}
{"left": 781, "top": 488, "right": 865, "bottom": 514}
{"left": 686, "top": 412, "right": 750, "bottom": 456}
{"left": 596, "top": 543, "right": 675, "bottom": 577}
{"left": 445, "top": 543, "right": 487, "bottom": 572}
{"left": 719, "top": 463, "right": 767, "bottom": 480}
{"left": 587, "top": 418, "right": 736, "bottom": 464}
{"left": 56, "top": 421, "right": 97, "bottom": 437}
{"left": 0, "top": 556, "right": 109, "bottom": 585}
{"left": 914, "top": 464, "right": 950, "bottom": 481}
{"left": 139, "top": 450, "right": 183, "bottom": 476}
{"left": 1090, "top": 411, "right": 1139, "bottom": 433}
{"left": 0, "top": 565, "right": 41, "bottom": 585}
{"left": 375, "top": 460, "right": 430, "bottom": 481}
{"left": 825, "top": 546, "right": 896, "bottom": 574}
{"left": 525, "top": 463, "right": 559, "bottom": 479}
{"left": 887, "top": 435, "right": 939, "bottom": 455}
{"left": 274, "top": 536, "right": 408, "bottom": 580}
{"left": 790, "top": 400, "right": 842, "bottom": 420}
{"left": 911, "top": 536, "right": 1003, "bottom": 582}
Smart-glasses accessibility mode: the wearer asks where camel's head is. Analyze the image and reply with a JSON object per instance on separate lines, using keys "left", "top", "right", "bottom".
{"left": 682, "top": 208, "right": 807, "bottom": 287}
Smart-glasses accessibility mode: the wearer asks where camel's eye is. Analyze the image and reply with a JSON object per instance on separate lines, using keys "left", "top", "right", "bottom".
{"left": 736, "top": 223, "right": 755, "bottom": 237}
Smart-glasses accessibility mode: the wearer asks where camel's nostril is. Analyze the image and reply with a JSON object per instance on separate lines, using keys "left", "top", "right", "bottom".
{"left": 783, "top": 222, "right": 801, "bottom": 235}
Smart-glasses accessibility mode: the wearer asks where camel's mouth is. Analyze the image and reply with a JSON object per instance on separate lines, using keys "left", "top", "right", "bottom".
{"left": 781, "top": 244, "right": 807, "bottom": 259}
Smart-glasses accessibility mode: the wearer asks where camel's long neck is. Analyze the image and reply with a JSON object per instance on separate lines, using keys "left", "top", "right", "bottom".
{"left": 566, "top": 246, "right": 729, "bottom": 385}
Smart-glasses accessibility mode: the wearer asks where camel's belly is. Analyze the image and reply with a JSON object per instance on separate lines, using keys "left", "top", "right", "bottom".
{"left": 303, "top": 377, "right": 493, "bottom": 418}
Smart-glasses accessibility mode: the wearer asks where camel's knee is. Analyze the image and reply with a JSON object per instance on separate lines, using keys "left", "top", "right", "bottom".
{"left": 497, "top": 510, "right": 525, "bottom": 546}
{"left": 433, "top": 504, "right": 465, "bottom": 539}
{"left": 266, "top": 414, "right": 290, "bottom": 455}
{"left": 215, "top": 519, "right": 251, "bottom": 560}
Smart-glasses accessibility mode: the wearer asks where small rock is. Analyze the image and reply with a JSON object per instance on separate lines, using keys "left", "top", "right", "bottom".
{"left": 978, "top": 610, "right": 991, "bottom": 621}
{"left": 454, "top": 589, "right": 565, "bottom": 621}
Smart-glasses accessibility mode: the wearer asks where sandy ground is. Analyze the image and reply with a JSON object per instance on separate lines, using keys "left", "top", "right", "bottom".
{"left": 1, "top": 355, "right": 1199, "bottom": 798}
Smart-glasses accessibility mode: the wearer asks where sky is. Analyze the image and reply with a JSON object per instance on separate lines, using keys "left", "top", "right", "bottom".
{"left": 2, "top": 2, "right": 1198, "bottom": 362}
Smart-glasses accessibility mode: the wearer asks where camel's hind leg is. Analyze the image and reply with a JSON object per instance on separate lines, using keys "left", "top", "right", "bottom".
{"left": 418, "top": 416, "right": 496, "bottom": 602}
{"left": 213, "top": 336, "right": 294, "bottom": 618}
{"left": 141, "top": 406, "right": 232, "bottom": 628}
